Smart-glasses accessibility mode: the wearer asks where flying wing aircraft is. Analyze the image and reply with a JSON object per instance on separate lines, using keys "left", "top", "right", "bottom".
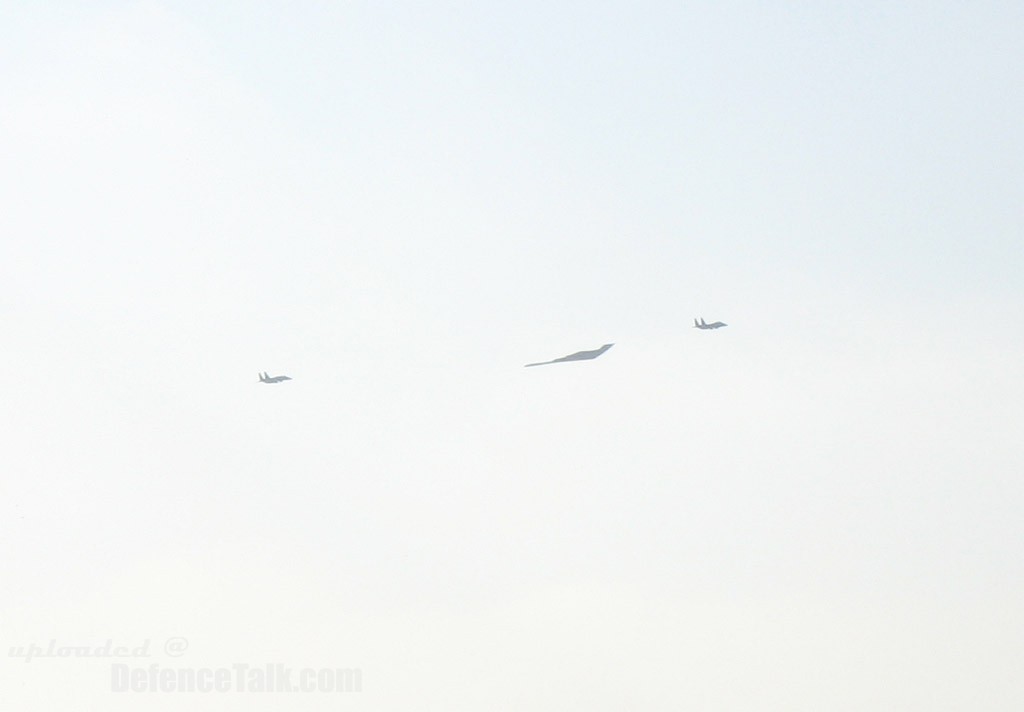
{"left": 259, "top": 372, "right": 292, "bottom": 383}
{"left": 693, "top": 317, "right": 727, "bottom": 330}
{"left": 525, "top": 343, "right": 614, "bottom": 367}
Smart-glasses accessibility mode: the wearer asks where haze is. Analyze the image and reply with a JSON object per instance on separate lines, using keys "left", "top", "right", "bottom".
{"left": 2, "top": 2, "right": 1022, "bottom": 710}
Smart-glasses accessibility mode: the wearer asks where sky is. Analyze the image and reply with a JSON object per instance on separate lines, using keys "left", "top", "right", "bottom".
{"left": 1, "top": 1, "right": 1023, "bottom": 709}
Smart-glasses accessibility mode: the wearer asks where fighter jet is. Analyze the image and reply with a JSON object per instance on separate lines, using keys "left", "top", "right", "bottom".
{"left": 525, "top": 343, "right": 614, "bottom": 367}
{"left": 259, "top": 372, "right": 292, "bottom": 384}
{"left": 693, "top": 317, "right": 727, "bottom": 330}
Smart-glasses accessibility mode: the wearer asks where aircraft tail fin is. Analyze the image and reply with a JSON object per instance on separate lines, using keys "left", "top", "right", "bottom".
{"left": 694, "top": 318, "right": 699, "bottom": 328}
{"left": 701, "top": 317, "right": 707, "bottom": 326}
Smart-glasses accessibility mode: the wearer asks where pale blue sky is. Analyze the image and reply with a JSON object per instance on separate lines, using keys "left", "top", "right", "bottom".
{"left": 2, "top": 2, "right": 1022, "bottom": 710}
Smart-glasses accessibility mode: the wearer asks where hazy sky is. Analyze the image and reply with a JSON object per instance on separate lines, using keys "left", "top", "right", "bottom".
{"left": 2, "top": 2, "right": 1022, "bottom": 709}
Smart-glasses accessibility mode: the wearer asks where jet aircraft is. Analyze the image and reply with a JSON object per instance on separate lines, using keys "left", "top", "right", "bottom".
{"left": 693, "top": 317, "right": 727, "bottom": 330}
{"left": 259, "top": 372, "right": 292, "bottom": 383}
{"left": 525, "top": 343, "right": 614, "bottom": 367}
